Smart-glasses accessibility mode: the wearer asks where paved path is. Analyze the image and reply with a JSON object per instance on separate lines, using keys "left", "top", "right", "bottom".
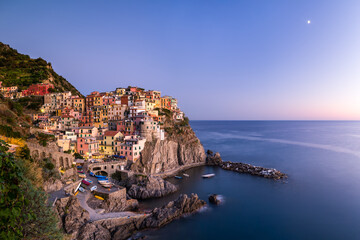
{"left": 76, "top": 191, "right": 142, "bottom": 221}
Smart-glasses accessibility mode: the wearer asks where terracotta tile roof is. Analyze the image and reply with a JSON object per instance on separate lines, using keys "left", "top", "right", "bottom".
{"left": 104, "top": 130, "right": 120, "bottom": 136}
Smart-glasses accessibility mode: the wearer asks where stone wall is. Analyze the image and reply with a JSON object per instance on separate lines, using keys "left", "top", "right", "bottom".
{"left": 27, "top": 141, "right": 74, "bottom": 169}
{"left": 88, "top": 161, "right": 126, "bottom": 176}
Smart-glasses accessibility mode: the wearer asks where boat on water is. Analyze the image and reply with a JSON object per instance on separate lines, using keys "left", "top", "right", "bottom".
{"left": 202, "top": 173, "right": 215, "bottom": 178}
{"left": 175, "top": 176, "right": 183, "bottom": 179}
{"left": 183, "top": 174, "right": 190, "bottom": 177}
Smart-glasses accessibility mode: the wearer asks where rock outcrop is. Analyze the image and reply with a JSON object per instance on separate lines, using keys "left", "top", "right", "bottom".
{"left": 43, "top": 178, "right": 63, "bottom": 192}
{"left": 209, "top": 194, "right": 221, "bottom": 205}
{"left": 76, "top": 194, "right": 206, "bottom": 240}
{"left": 140, "top": 193, "right": 206, "bottom": 228}
{"left": 131, "top": 127, "right": 206, "bottom": 174}
{"left": 127, "top": 175, "right": 178, "bottom": 199}
{"left": 55, "top": 196, "right": 90, "bottom": 235}
{"left": 206, "top": 151, "right": 287, "bottom": 180}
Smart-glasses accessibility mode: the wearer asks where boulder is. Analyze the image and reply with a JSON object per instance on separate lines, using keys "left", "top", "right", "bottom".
{"left": 209, "top": 194, "right": 221, "bottom": 205}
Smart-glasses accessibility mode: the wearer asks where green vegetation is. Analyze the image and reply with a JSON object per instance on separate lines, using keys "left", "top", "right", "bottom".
{"left": 37, "top": 133, "right": 55, "bottom": 147}
{"left": 0, "top": 125, "right": 21, "bottom": 138}
{"left": 16, "top": 96, "right": 43, "bottom": 111}
{"left": 0, "top": 140, "right": 62, "bottom": 239}
{"left": 0, "top": 42, "right": 83, "bottom": 97}
{"left": 73, "top": 152, "right": 84, "bottom": 159}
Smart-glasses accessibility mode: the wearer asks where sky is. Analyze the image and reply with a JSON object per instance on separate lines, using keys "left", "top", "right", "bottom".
{"left": 0, "top": 0, "right": 360, "bottom": 120}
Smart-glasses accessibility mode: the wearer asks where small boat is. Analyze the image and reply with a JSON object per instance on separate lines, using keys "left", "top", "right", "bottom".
{"left": 183, "top": 174, "right": 189, "bottom": 177}
{"left": 90, "top": 186, "right": 97, "bottom": 192}
{"left": 175, "top": 176, "right": 183, "bottom": 179}
{"left": 98, "top": 180, "right": 110, "bottom": 184}
{"left": 78, "top": 186, "right": 85, "bottom": 192}
{"left": 78, "top": 173, "right": 86, "bottom": 178}
{"left": 101, "top": 183, "right": 113, "bottom": 188}
{"left": 82, "top": 180, "right": 91, "bottom": 186}
{"left": 95, "top": 175, "right": 108, "bottom": 180}
{"left": 89, "top": 171, "right": 95, "bottom": 177}
{"left": 74, "top": 191, "right": 79, "bottom": 196}
{"left": 95, "top": 195, "right": 104, "bottom": 200}
{"left": 77, "top": 170, "right": 84, "bottom": 173}
{"left": 84, "top": 178, "right": 93, "bottom": 183}
{"left": 202, "top": 173, "right": 215, "bottom": 178}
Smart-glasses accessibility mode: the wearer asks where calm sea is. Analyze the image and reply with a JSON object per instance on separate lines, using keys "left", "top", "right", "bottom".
{"left": 141, "top": 121, "right": 360, "bottom": 240}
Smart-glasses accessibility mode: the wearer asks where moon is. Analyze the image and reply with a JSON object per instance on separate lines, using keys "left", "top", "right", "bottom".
{"left": 307, "top": 20, "right": 311, "bottom": 24}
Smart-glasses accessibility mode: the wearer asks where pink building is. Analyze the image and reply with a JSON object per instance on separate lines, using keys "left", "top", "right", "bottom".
{"left": 114, "top": 135, "right": 146, "bottom": 161}
{"left": 77, "top": 137, "right": 99, "bottom": 156}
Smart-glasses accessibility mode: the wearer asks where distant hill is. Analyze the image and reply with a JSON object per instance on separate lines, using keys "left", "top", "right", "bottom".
{"left": 0, "top": 42, "right": 82, "bottom": 97}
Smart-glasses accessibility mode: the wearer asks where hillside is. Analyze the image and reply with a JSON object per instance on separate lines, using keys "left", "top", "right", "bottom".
{"left": 0, "top": 42, "right": 82, "bottom": 97}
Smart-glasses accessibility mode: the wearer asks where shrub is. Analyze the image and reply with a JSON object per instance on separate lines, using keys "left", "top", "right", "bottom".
{"left": 73, "top": 152, "right": 84, "bottom": 159}
{"left": 44, "top": 162, "right": 55, "bottom": 170}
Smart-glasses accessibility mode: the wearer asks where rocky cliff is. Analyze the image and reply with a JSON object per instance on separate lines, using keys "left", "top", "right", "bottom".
{"left": 131, "top": 126, "right": 206, "bottom": 175}
{"left": 127, "top": 175, "right": 178, "bottom": 199}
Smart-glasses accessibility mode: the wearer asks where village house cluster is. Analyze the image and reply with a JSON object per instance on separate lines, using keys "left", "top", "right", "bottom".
{"left": 0, "top": 81, "right": 54, "bottom": 98}
{"left": 30, "top": 86, "right": 184, "bottom": 161}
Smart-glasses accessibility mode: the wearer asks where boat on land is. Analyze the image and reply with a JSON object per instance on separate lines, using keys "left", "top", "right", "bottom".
{"left": 98, "top": 179, "right": 110, "bottom": 184}
{"left": 94, "top": 195, "right": 104, "bottom": 200}
{"left": 89, "top": 171, "right": 95, "bottom": 177}
{"left": 82, "top": 179, "right": 91, "bottom": 186}
{"left": 183, "top": 174, "right": 190, "bottom": 177}
{"left": 78, "top": 173, "right": 86, "bottom": 178}
{"left": 84, "top": 178, "right": 93, "bottom": 183}
{"left": 90, "top": 186, "right": 97, "bottom": 192}
{"left": 175, "top": 176, "right": 183, "bottom": 179}
{"left": 101, "top": 182, "right": 113, "bottom": 188}
{"left": 202, "top": 173, "right": 215, "bottom": 178}
{"left": 95, "top": 175, "right": 108, "bottom": 180}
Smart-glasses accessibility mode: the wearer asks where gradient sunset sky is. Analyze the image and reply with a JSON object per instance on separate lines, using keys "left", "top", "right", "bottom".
{"left": 1, "top": 0, "right": 359, "bottom": 120}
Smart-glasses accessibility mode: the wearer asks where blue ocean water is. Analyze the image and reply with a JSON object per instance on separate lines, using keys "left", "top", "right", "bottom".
{"left": 142, "top": 121, "right": 360, "bottom": 240}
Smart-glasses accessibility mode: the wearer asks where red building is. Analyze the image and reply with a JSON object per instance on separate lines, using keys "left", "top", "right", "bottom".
{"left": 22, "top": 83, "right": 54, "bottom": 96}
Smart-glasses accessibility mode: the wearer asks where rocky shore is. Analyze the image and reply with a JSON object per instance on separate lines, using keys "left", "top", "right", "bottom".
{"left": 62, "top": 193, "right": 206, "bottom": 240}
{"left": 206, "top": 150, "right": 287, "bottom": 180}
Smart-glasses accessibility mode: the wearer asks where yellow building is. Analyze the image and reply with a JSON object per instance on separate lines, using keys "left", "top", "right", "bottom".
{"left": 72, "top": 97, "right": 85, "bottom": 113}
{"left": 99, "top": 130, "right": 123, "bottom": 155}
{"left": 92, "top": 105, "right": 109, "bottom": 128}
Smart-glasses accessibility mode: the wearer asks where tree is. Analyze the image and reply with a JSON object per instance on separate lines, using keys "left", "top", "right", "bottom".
{"left": 73, "top": 152, "right": 84, "bottom": 159}
{"left": 0, "top": 140, "right": 62, "bottom": 239}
